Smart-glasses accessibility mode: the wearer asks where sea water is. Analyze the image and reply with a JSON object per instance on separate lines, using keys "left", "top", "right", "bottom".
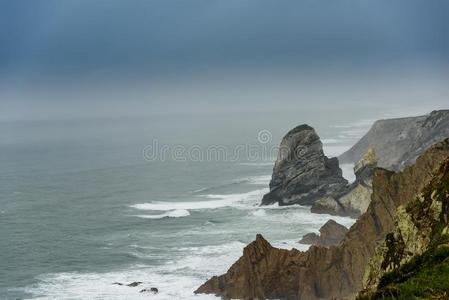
{"left": 0, "top": 108, "right": 416, "bottom": 299}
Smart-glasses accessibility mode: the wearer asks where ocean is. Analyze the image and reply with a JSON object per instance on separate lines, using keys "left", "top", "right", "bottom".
{"left": 0, "top": 108, "right": 426, "bottom": 299}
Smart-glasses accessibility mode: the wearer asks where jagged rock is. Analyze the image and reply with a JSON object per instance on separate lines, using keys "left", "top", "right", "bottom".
{"left": 311, "top": 146, "right": 377, "bottom": 217}
{"left": 196, "top": 139, "right": 449, "bottom": 300}
{"left": 299, "top": 219, "right": 348, "bottom": 247}
{"left": 339, "top": 110, "right": 449, "bottom": 171}
{"left": 261, "top": 124, "right": 348, "bottom": 206}
{"left": 126, "top": 281, "right": 143, "bottom": 287}
{"left": 361, "top": 156, "right": 449, "bottom": 297}
{"left": 354, "top": 145, "right": 377, "bottom": 180}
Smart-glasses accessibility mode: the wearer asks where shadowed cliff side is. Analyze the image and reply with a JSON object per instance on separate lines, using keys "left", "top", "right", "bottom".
{"left": 196, "top": 139, "right": 449, "bottom": 300}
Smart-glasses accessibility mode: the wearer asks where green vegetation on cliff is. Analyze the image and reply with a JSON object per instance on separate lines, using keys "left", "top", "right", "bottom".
{"left": 360, "top": 245, "right": 449, "bottom": 300}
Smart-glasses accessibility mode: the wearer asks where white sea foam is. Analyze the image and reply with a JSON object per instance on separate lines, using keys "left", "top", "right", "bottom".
{"left": 340, "top": 163, "right": 356, "bottom": 183}
{"left": 131, "top": 188, "right": 268, "bottom": 212}
{"left": 24, "top": 269, "right": 219, "bottom": 300}
{"left": 250, "top": 209, "right": 267, "bottom": 217}
{"left": 24, "top": 241, "right": 247, "bottom": 300}
{"left": 134, "top": 209, "right": 190, "bottom": 219}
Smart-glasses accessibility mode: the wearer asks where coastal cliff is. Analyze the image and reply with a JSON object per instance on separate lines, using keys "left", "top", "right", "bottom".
{"left": 359, "top": 155, "right": 449, "bottom": 299}
{"left": 339, "top": 110, "right": 449, "bottom": 171}
{"left": 261, "top": 124, "right": 347, "bottom": 206}
{"left": 196, "top": 139, "right": 449, "bottom": 300}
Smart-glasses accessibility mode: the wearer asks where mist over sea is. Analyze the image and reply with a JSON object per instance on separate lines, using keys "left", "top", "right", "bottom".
{"left": 0, "top": 106, "right": 440, "bottom": 299}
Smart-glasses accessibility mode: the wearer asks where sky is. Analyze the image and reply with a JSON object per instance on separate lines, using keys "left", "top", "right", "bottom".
{"left": 0, "top": 0, "right": 448, "bottom": 120}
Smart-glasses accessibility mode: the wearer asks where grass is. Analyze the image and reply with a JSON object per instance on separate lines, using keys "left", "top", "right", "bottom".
{"left": 360, "top": 246, "right": 449, "bottom": 299}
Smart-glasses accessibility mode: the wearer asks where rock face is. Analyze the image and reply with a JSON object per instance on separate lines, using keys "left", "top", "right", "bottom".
{"left": 196, "top": 139, "right": 449, "bottom": 300}
{"left": 311, "top": 145, "right": 377, "bottom": 217}
{"left": 360, "top": 156, "right": 449, "bottom": 297}
{"left": 339, "top": 110, "right": 449, "bottom": 171}
{"left": 299, "top": 220, "right": 348, "bottom": 247}
{"left": 261, "top": 124, "right": 348, "bottom": 206}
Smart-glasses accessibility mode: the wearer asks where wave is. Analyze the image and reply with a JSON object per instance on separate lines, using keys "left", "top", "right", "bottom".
{"left": 134, "top": 209, "right": 190, "bottom": 219}
{"left": 131, "top": 188, "right": 268, "bottom": 212}
{"left": 191, "top": 175, "right": 271, "bottom": 195}
{"left": 23, "top": 241, "right": 247, "bottom": 300}
{"left": 23, "top": 269, "right": 220, "bottom": 300}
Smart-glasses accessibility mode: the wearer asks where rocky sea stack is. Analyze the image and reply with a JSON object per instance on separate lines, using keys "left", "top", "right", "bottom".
{"left": 261, "top": 124, "right": 347, "bottom": 206}
{"left": 196, "top": 139, "right": 449, "bottom": 300}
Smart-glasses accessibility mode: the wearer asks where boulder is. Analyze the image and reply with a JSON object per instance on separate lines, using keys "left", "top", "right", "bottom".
{"left": 261, "top": 124, "right": 348, "bottom": 206}
{"left": 299, "top": 219, "right": 348, "bottom": 247}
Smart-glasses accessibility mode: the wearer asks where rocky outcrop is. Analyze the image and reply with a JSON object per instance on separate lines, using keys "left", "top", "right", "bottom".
{"left": 360, "top": 156, "right": 449, "bottom": 298}
{"left": 261, "top": 124, "right": 348, "bottom": 206}
{"left": 311, "top": 145, "right": 377, "bottom": 217}
{"left": 339, "top": 110, "right": 449, "bottom": 171}
{"left": 196, "top": 139, "right": 449, "bottom": 300}
{"left": 299, "top": 220, "right": 348, "bottom": 247}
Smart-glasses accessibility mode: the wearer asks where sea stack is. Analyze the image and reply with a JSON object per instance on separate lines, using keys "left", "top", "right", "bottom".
{"left": 261, "top": 124, "right": 348, "bottom": 206}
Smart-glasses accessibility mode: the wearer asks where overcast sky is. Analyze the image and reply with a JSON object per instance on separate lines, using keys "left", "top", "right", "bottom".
{"left": 1, "top": 0, "right": 448, "bottom": 120}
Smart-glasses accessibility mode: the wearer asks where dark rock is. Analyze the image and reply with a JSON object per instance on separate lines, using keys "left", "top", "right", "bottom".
{"left": 127, "top": 281, "right": 143, "bottom": 287}
{"left": 112, "top": 282, "right": 123, "bottom": 286}
{"left": 299, "top": 219, "right": 348, "bottom": 247}
{"left": 339, "top": 110, "right": 449, "bottom": 171}
{"left": 140, "top": 287, "right": 158, "bottom": 294}
{"left": 261, "top": 124, "right": 348, "bottom": 206}
{"left": 196, "top": 139, "right": 449, "bottom": 300}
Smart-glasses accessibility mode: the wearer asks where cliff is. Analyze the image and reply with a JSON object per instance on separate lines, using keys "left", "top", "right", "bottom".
{"left": 196, "top": 139, "right": 449, "bottom": 300}
{"left": 261, "top": 124, "right": 348, "bottom": 206}
{"left": 359, "top": 156, "right": 449, "bottom": 299}
{"left": 339, "top": 110, "right": 449, "bottom": 171}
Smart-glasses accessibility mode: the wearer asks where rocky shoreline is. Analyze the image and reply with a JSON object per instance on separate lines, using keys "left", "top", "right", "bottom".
{"left": 196, "top": 110, "right": 449, "bottom": 300}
